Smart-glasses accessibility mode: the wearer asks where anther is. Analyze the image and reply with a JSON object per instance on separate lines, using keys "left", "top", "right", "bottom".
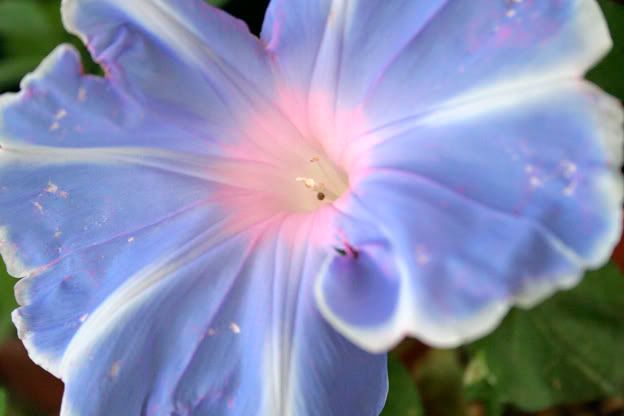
{"left": 296, "top": 177, "right": 318, "bottom": 189}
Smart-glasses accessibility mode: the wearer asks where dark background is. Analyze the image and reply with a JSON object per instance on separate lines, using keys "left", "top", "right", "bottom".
{"left": 224, "top": 0, "right": 270, "bottom": 35}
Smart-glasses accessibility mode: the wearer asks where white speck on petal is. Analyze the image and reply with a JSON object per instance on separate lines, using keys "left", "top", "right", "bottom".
{"left": 55, "top": 109, "right": 68, "bottom": 120}
{"left": 229, "top": 322, "right": 241, "bottom": 334}
{"left": 207, "top": 328, "right": 217, "bottom": 336}
{"left": 45, "top": 181, "right": 59, "bottom": 194}
{"left": 127, "top": 237, "right": 135, "bottom": 243}
{"left": 54, "top": 229, "right": 62, "bottom": 238}
{"left": 32, "top": 201, "right": 43, "bottom": 213}
{"left": 563, "top": 182, "right": 577, "bottom": 196}
{"left": 529, "top": 176, "right": 544, "bottom": 189}
{"left": 45, "top": 181, "right": 69, "bottom": 198}
{"left": 560, "top": 160, "right": 577, "bottom": 177}
{"left": 415, "top": 245, "right": 431, "bottom": 266}
{"left": 109, "top": 361, "right": 121, "bottom": 379}
{"left": 77, "top": 88, "right": 87, "bottom": 102}
{"left": 79, "top": 313, "right": 89, "bottom": 323}
{"left": 49, "top": 122, "right": 60, "bottom": 132}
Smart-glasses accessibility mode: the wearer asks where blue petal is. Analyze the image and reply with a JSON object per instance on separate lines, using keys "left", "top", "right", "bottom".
{"left": 262, "top": 0, "right": 447, "bottom": 109}
{"left": 361, "top": 0, "right": 612, "bottom": 128}
{"left": 262, "top": 0, "right": 611, "bottom": 130}
{"left": 1, "top": 43, "right": 386, "bottom": 416}
{"left": 318, "top": 242, "right": 400, "bottom": 329}
{"left": 63, "top": 0, "right": 277, "bottom": 136}
{"left": 59, "top": 216, "right": 387, "bottom": 415}
{"left": 317, "top": 82, "right": 623, "bottom": 352}
{"left": 0, "top": 45, "right": 223, "bottom": 374}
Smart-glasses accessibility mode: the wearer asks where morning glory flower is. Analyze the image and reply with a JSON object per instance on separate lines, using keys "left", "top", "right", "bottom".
{"left": 0, "top": 0, "right": 622, "bottom": 414}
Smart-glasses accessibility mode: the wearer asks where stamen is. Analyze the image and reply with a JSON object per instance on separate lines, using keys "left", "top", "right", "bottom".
{"left": 310, "top": 156, "right": 348, "bottom": 191}
{"left": 295, "top": 177, "right": 318, "bottom": 189}
{"left": 296, "top": 176, "right": 339, "bottom": 202}
{"left": 295, "top": 155, "right": 347, "bottom": 205}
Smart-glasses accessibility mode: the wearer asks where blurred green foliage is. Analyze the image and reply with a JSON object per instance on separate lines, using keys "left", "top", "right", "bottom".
{"left": 0, "top": 389, "right": 6, "bottom": 416}
{"left": 415, "top": 350, "right": 465, "bottom": 416}
{"left": 0, "top": 0, "right": 623, "bottom": 415}
{"left": 0, "top": 0, "right": 229, "bottom": 90}
{"left": 0, "top": 1, "right": 62, "bottom": 88}
{"left": 382, "top": 355, "right": 424, "bottom": 416}
{"left": 0, "top": 0, "right": 98, "bottom": 89}
{"left": 207, "top": 0, "right": 230, "bottom": 7}
{"left": 467, "top": 263, "right": 624, "bottom": 412}
{"left": 0, "top": 263, "right": 16, "bottom": 343}
{"left": 588, "top": 0, "right": 624, "bottom": 99}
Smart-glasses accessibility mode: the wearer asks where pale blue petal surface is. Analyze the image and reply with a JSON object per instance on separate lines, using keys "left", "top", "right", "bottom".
{"left": 359, "top": 0, "right": 613, "bottom": 127}
{"left": 262, "top": 0, "right": 447, "bottom": 108}
{"left": 262, "top": 0, "right": 612, "bottom": 136}
{"left": 318, "top": 81, "right": 623, "bottom": 352}
{"left": 287, "top": 0, "right": 624, "bottom": 352}
{"left": 63, "top": 0, "right": 276, "bottom": 130}
{"left": 0, "top": 2, "right": 387, "bottom": 414}
{"left": 59, "top": 216, "right": 386, "bottom": 416}
{"left": 1, "top": 45, "right": 219, "bottom": 374}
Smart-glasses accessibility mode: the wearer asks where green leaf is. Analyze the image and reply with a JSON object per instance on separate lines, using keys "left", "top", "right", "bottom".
{"left": 588, "top": 0, "right": 624, "bottom": 100}
{"left": 0, "top": 0, "right": 68, "bottom": 88}
{"left": 0, "top": 389, "right": 6, "bottom": 416}
{"left": 0, "top": 0, "right": 54, "bottom": 37}
{"left": 0, "top": 1, "right": 64, "bottom": 55}
{"left": 467, "top": 263, "right": 624, "bottom": 411}
{"left": 0, "top": 260, "right": 17, "bottom": 342}
{"left": 205, "top": 0, "right": 230, "bottom": 7}
{"left": 0, "top": 56, "right": 43, "bottom": 89}
{"left": 381, "top": 355, "right": 424, "bottom": 416}
{"left": 463, "top": 352, "right": 505, "bottom": 416}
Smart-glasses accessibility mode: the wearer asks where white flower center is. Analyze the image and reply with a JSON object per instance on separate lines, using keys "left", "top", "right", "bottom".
{"left": 289, "top": 154, "right": 349, "bottom": 212}
{"left": 295, "top": 156, "right": 347, "bottom": 204}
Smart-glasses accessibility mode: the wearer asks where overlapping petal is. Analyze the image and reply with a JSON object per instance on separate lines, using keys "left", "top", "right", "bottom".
{"left": 263, "top": 0, "right": 613, "bottom": 164}
{"left": 288, "top": 0, "right": 623, "bottom": 353}
{"left": 318, "top": 81, "right": 623, "bottom": 352}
